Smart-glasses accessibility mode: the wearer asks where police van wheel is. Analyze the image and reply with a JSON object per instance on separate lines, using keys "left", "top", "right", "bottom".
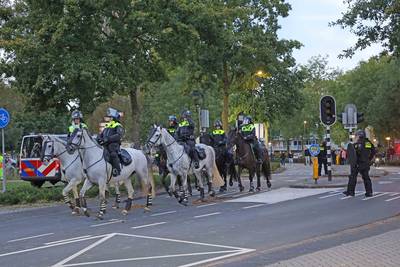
{"left": 31, "top": 181, "right": 45, "bottom": 188}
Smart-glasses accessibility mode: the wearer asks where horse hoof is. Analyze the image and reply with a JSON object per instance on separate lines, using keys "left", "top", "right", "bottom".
{"left": 229, "top": 181, "right": 233, "bottom": 187}
{"left": 112, "top": 204, "right": 119, "bottom": 209}
{"left": 121, "top": 209, "right": 128, "bottom": 216}
{"left": 256, "top": 187, "right": 261, "bottom": 192}
{"left": 267, "top": 181, "right": 272, "bottom": 188}
{"left": 96, "top": 213, "right": 104, "bottom": 220}
{"left": 249, "top": 187, "right": 254, "bottom": 193}
{"left": 239, "top": 186, "right": 244, "bottom": 192}
{"left": 72, "top": 207, "right": 80, "bottom": 216}
{"left": 209, "top": 190, "right": 216, "bottom": 197}
{"left": 144, "top": 207, "right": 151, "bottom": 212}
{"left": 83, "top": 209, "right": 90, "bottom": 217}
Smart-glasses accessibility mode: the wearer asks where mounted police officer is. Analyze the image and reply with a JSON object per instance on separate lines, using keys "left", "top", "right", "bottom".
{"left": 343, "top": 130, "right": 376, "bottom": 197}
{"left": 68, "top": 110, "right": 88, "bottom": 136}
{"left": 175, "top": 110, "right": 199, "bottom": 169}
{"left": 211, "top": 120, "right": 227, "bottom": 148}
{"left": 167, "top": 115, "right": 178, "bottom": 137}
{"left": 239, "top": 116, "right": 262, "bottom": 164}
{"left": 97, "top": 108, "right": 125, "bottom": 177}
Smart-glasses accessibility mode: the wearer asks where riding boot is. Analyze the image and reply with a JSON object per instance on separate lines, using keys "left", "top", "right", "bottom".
{"left": 111, "top": 155, "right": 121, "bottom": 177}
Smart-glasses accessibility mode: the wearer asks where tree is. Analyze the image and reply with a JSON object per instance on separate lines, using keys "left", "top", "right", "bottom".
{"left": 186, "top": 0, "right": 302, "bottom": 129}
{"left": 332, "top": 0, "right": 400, "bottom": 57}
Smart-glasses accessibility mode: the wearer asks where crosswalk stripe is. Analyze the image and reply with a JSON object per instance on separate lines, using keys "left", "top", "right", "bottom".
{"left": 362, "top": 192, "right": 388, "bottom": 201}
{"left": 319, "top": 192, "right": 343, "bottom": 199}
{"left": 385, "top": 196, "right": 400, "bottom": 202}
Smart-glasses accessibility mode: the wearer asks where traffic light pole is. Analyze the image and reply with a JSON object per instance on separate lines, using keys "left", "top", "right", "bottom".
{"left": 326, "top": 125, "right": 332, "bottom": 181}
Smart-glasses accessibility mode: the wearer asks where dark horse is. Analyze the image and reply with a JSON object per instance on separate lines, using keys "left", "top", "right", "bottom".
{"left": 227, "top": 129, "right": 272, "bottom": 192}
{"left": 200, "top": 133, "right": 237, "bottom": 192}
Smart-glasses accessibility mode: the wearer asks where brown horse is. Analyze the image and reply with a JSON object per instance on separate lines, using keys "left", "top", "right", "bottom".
{"left": 227, "top": 129, "right": 272, "bottom": 192}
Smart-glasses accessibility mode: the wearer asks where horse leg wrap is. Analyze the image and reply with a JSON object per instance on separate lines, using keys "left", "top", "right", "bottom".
{"left": 199, "top": 188, "right": 205, "bottom": 199}
{"left": 64, "top": 195, "right": 73, "bottom": 210}
{"left": 75, "top": 198, "right": 81, "bottom": 208}
{"left": 100, "top": 200, "right": 107, "bottom": 214}
{"left": 125, "top": 198, "right": 133, "bottom": 211}
{"left": 116, "top": 194, "right": 121, "bottom": 204}
{"left": 147, "top": 194, "right": 153, "bottom": 207}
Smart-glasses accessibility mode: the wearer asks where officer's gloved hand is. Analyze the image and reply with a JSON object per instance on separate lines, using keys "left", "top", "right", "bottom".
{"left": 97, "top": 137, "right": 105, "bottom": 145}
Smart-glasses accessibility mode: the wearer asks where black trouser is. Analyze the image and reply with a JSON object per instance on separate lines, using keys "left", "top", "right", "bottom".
{"left": 107, "top": 142, "right": 121, "bottom": 172}
{"left": 347, "top": 166, "right": 372, "bottom": 194}
{"left": 318, "top": 158, "right": 327, "bottom": 176}
{"left": 187, "top": 139, "right": 199, "bottom": 163}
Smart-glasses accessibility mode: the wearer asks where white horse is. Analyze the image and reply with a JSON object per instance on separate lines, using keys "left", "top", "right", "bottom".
{"left": 147, "top": 126, "right": 224, "bottom": 204}
{"left": 68, "top": 128, "right": 154, "bottom": 219}
{"left": 42, "top": 135, "right": 86, "bottom": 214}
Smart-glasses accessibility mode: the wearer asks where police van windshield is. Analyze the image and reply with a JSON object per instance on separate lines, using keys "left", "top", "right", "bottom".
{"left": 20, "top": 135, "right": 67, "bottom": 159}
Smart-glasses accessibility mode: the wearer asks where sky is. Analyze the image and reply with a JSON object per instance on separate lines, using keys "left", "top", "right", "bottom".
{"left": 278, "top": 0, "right": 382, "bottom": 71}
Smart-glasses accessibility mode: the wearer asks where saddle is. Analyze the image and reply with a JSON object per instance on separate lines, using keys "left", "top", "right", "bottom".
{"left": 104, "top": 148, "right": 132, "bottom": 166}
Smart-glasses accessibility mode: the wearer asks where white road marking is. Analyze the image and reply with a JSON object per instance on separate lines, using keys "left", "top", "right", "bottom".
{"left": 194, "top": 212, "right": 221, "bottom": 218}
{"left": 229, "top": 188, "right": 333, "bottom": 204}
{"left": 197, "top": 203, "right": 217, "bottom": 208}
{"left": 179, "top": 249, "right": 255, "bottom": 267}
{"left": 385, "top": 195, "right": 400, "bottom": 202}
{"left": 378, "top": 181, "right": 393, "bottom": 184}
{"left": 242, "top": 204, "right": 267, "bottom": 209}
{"left": 286, "top": 179, "right": 297, "bottom": 182}
{"left": 45, "top": 235, "right": 92, "bottom": 245}
{"left": 61, "top": 250, "right": 240, "bottom": 266}
{"left": 131, "top": 222, "right": 167, "bottom": 229}
{"left": 7, "top": 233, "right": 54, "bottom": 243}
{"left": 90, "top": 220, "right": 124, "bottom": 227}
{"left": 319, "top": 192, "right": 343, "bottom": 199}
{"left": 150, "top": 210, "right": 176, "bottom": 217}
{"left": 362, "top": 192, "right": 388, "bottom": 201}
{"left": 51, "top": 234, "right": 115, "bottom": 267}
{"left": 340, "top": 192, "right": 365, "bottom": 200}
{"left": 108, "top": 218, "right": 119, "bottom": 221}
{"left": 389, "top": 192, "right": 400, "bottom": 197}
{"left": 0, "top": 235, "right": 106, "bottom": 258}
{"left": 218, "top": 191, "right": 238, "bottom": 197}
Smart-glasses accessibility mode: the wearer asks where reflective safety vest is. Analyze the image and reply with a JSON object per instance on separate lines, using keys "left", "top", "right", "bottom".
{"left": 179, "top": 120, "right": 190, "bottom": 127}
{"left": 167, "top": 127, "right": 176, "bottom": 134}
{"left": 241, "top": 124, "right": 255, "bottom": 132}
{"left": 365, "top": 142, "right": 372, "bottom": 149}
{"left": 68, "top": 123, "right": 88, "bottom": 133}
{"left": 212, "top": 129, "right": 225, "bottom": 135}
{"left": 105, "top": 121, "right": 122, "bottom": 129}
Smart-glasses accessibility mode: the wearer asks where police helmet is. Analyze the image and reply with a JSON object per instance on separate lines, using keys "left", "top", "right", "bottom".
{"left": 214, "top": 120, "right": 222, "bottom": 128}
{"left": 355, "top": 129, "right": 366, "bottom": 139}
{"left": 243, "top": 116, "right": 253, "bottom": 125}
{"left": 181, "top": 110, "right": 191, "bottom": 119}
{"left": 107, "top": 107, "right": 120, "bottom": 120}
{"left": 71, "top": 110, "right": 83, "bottom": 120}
{"left": 168, "top": 115, "right": 177, "bottom": 122}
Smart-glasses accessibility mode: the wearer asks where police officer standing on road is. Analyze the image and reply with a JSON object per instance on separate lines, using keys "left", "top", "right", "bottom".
{"left": 97, "top": 108, "right": 125, "bottom": 177}
{"left": 343, "top": 130, "right": 376, "bottom": 197}
{"left": 318, "top": 141, "right": 328, "bottom": 176}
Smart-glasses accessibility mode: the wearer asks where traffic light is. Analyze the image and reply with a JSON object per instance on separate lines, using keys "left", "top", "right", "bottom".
{"left": 357, "top": 112, "right": 364, "bottom": 123}
{"left": 320, "top": 95, "right": 336, "bottom": 126}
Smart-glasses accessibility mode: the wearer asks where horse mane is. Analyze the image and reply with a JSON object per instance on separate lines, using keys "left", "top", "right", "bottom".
{"left": 82, "top": 128, "right": 103, "bottom": 149}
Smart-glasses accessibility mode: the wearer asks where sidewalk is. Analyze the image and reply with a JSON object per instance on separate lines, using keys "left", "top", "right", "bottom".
{"left": 266, "top": 228, "right": 400, "bottom": 267}
{"left": 279, "top": 164, "right": 386, "bottom": 189}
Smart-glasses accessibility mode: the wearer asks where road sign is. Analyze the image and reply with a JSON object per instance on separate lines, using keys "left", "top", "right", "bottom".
{"left": 0, "top": 108, "right": 10, "bottom": 129}
{"left": 320, "top": 96, "right": 336, "bottom": 126}
{"left": 309, "top": 144, "right": 320, "bottom": 157}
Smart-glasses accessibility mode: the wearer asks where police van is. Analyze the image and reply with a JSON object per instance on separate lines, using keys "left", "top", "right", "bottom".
{"left": 19, "top": 134, "right": 66, "bottom": 187}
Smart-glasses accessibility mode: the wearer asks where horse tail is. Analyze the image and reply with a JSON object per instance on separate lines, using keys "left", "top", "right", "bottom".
{"left": 210, "top": 147, "right": 225, "bottom": 187}
{"left": 262, "top": 154, "right": 272, "bottom": 180}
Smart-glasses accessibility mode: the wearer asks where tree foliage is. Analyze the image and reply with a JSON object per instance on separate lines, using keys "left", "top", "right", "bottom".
{"left": 332, "top": 0, "right": 400, "bottom": 57}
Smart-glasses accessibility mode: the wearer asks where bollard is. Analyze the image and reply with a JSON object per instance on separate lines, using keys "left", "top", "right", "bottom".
{"left": 312, "top": 157, "right": 319, "bottom": 184}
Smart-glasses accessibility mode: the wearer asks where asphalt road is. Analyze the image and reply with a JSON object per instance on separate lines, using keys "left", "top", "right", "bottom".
{"left": 1, "top": 165, "right": 400, "bottom": 267}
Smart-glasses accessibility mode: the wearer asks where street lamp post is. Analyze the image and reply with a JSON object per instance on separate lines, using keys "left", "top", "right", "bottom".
{"left": 385, "top": 136, "right": 391, "bottom": 148}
